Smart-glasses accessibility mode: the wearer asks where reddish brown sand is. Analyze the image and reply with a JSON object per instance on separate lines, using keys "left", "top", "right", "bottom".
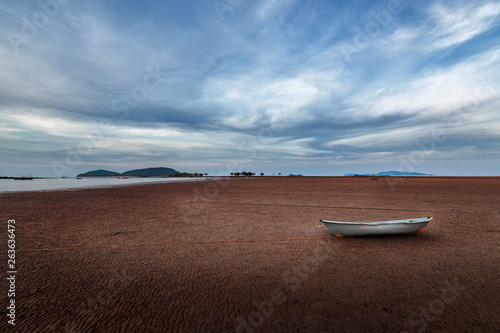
{"left": 1, "top": 177, "right": 499, "bottom": 332}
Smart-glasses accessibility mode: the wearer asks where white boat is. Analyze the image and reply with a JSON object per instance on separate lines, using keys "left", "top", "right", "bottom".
{"left": 319, "top": 217, "right": 432, "bottom": 237}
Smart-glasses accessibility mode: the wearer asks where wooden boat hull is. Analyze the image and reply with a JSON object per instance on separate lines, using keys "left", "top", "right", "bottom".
{"left": 319, "top": 217, "right": 432, "bottom": 237}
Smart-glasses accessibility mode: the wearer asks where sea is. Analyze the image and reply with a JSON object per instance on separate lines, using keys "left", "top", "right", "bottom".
{"left": 0, "top": 177, "right": 202, "bottom": 193}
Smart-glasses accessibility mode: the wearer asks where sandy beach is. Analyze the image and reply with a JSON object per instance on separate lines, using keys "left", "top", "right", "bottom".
{"left": 1, "top": 177, "right": 499, "bottom": 332}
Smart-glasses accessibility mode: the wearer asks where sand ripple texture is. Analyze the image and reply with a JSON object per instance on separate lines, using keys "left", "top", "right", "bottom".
{"left": 0, "top": 177, "right": 499, "bottom": 332}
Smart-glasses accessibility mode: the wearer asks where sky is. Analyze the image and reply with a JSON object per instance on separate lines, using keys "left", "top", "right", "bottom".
{"left": 1, "top": 0, "right": 499, "bottom": 177}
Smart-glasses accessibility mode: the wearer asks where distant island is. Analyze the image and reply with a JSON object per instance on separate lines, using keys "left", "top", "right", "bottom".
{"left": 78, "top": 169, "right": 121, "bottom": 177}
{"left": 77, "top": 167, "right": 179, "bottom": 178}
{"left": 344, "top": 171, "right": 432, "bottom": 176}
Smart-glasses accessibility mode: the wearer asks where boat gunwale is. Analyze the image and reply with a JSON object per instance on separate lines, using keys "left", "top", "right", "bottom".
{"left": 319, "top": 217, "right": 432, "bottom": 226}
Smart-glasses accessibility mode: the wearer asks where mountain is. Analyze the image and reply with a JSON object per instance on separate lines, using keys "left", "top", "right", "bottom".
{"left": 121, "top": 167, "right": 178, "bottom": 177}
{"left": 77, "top": 167, "right": 179, "bottom": 178}
{"left": 77, "top": 169, "right": 121, "bottom": 177}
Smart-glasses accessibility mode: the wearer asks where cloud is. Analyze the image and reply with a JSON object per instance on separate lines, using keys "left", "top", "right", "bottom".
{"left": 428, "top": 0, "right": 500, "bottom": 50}
{"left": 1, "top": 0, "right": 500, "bottom": 176}
{"left": 367, "top": 48, "right": 500, "bottom": 114}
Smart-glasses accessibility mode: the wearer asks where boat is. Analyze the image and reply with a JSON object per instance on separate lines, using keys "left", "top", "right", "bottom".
{"left": 319, "top": 217, "right": 432, "bottom": 237}
{"left": 117, "top": 176, "right": 129, "bottom": 179}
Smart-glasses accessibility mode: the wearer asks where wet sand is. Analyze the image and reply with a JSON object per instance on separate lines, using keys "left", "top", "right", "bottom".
{"left": 1, "top": 177, "right": 499, "bottom": 332}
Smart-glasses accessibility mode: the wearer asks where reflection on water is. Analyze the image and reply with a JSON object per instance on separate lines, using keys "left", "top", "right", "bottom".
{"left": 0, "top": 177, "right": 201, "bottom": 193}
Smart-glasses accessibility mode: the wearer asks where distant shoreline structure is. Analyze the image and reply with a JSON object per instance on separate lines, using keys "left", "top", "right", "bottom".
{"left": 13, "top": 176, "right": 34, "bottom": 180}
{"left": 1, "top": 173, "right": 35, "bottom": 180}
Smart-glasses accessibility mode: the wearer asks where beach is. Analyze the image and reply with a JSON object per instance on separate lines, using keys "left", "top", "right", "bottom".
{"left": 1, "top": 177, "right": 498, "bottom": 332}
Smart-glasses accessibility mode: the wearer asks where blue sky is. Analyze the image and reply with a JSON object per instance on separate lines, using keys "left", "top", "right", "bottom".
{"left": 1, "top": 0, "right": 499, "bottom": 177}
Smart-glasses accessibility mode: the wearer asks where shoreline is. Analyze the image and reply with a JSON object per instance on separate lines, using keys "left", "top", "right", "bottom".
{"left": 0, "top": 176, "right": 208, "bottom": 194}
{"left": 2, "top": 175, "right": 499, "bottom": 194}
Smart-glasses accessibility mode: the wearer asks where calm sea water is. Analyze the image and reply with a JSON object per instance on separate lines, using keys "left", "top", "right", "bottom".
{"left": 0, "top": 177, "right": 202, "bottom": 193}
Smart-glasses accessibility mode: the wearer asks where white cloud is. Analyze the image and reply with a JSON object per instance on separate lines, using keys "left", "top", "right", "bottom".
{"left": 429, "top": 1, "right": 500, "bottom": 50}
{"left": 325, "top": 125, "right": 429, "bottom": 149}
{"left": 357, "top": 48, "right": 500, "bottom": 116}
{"left": 6, "top": 108, "right": 96, "bottom": 138}
{"left": 202, "top": 66, "right": 342, "bottom": 130}
{"left": 348, "top": 1, "right": 500, "bottom": 61}
{"left": 322, "top": 46, "right": 500, "bottom": 152}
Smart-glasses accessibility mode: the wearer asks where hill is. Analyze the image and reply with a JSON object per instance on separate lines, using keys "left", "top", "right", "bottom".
{"left": 77, "top": 169, "right": 121, "bottom": 177}
{"left": 121, "top": 167, "right": 178, "bottom": 177}
{"left": 77, "top": 167, "right": 179, "bottom": 178}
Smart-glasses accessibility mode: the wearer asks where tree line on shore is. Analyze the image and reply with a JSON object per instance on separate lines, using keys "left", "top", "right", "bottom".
{"left": 230, "top": 171, "right": 255, "bottom": 177}
{"left": 173, "top": 172, "right": 208, "bottom": 177}
{"left": 229, "top": 172, "right": 281, "bottom": 177}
